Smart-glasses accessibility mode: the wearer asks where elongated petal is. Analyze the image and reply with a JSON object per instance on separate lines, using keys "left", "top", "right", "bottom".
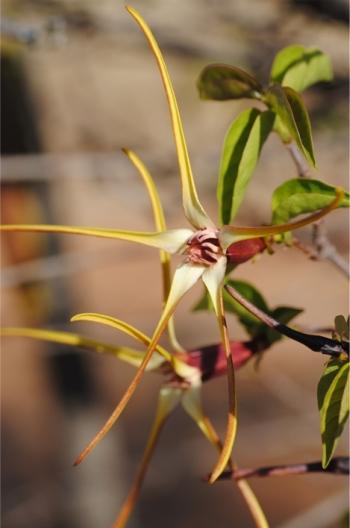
{"left": 122, "top": 148, "right": 167, "bottom": 232}
{"left": 122, "top": 148, "right": 184, "bottom": 352}
{"left": 185, "top": 405, "right": 269, "bottom": 528}
{"left": 205, "top": 289, "right": 237, "bottom": 484}
{"left": 0, "top": 326, "right": 163, "bottom": 369}
{"left": 219, "top": 188, "right": 344, "bottom": 249}
{"left": 235, "top": 480, "right": 270, "bottom": 528}
{"left": 201, "top": 256, "right": 227, "bottom": 314}
{"left": 0, "top": 224, "right": 193, "bottom": 254}
{"left": 113, "top": 386, "right": 182, "bottom": 528}
{"left": 73, "top": 263, "right": 205, "bottom": 465}
{"left": 126, "top": 6, "right": 214, "bottom": 230}
{"left": 70, "top": 313, "right": 196, "bottom": 379}
{"left": 181, "top": 384, "right": 218, "bottom": 442}
{"left": 71, "top": 313, "right": 171, "bottom": 363}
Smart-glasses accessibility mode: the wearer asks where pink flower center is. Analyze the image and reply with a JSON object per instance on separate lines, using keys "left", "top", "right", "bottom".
{"left": 185, "top": 228, "right": 222, "bottom": 266}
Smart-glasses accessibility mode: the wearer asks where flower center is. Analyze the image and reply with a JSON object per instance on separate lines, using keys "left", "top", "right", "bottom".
{"left": 185, "top": 228, "right": 222, "bottom": 266}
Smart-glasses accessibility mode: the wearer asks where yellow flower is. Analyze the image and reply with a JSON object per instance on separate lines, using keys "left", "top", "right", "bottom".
{"left": 0, "top": 5, "right": 343, "bottom": 483}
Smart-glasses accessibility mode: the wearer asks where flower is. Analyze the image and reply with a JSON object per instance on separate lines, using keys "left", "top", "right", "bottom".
{"left": 0, "top": 5, "right": 343, "bottom": 484}
{"left": 1, "top": 320, "right": 270, "bottom": 528}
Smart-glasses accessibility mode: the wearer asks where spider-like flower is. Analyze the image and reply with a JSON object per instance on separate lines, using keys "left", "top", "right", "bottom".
{"left": 1, "top": 5, "right": 343, "bottom": 485}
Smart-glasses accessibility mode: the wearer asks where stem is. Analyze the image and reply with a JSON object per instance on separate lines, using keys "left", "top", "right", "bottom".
{"left": 112, "top": 407, "right": 169, "bottom": 528}
{"left": 218, "top": 456, "right": 349, "bottom": 480}
{"left": 311, "top": 222, "right": 350, "bottom": 278}
{"left": 224, "top": 285, "right": 347, "bottom": 358}
{"left": 286, "top": 142, "right": 311, "bottom": 178}
{"left": 286, "top": 141, "right": 349, "bottom": 279}
{"left": 201, "top": 416, "right": 269, "bottom": 528}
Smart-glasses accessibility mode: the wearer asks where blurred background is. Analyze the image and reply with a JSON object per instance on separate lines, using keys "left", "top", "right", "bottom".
{"left": 1, "top": 0, "right": 349, "bottom": 527}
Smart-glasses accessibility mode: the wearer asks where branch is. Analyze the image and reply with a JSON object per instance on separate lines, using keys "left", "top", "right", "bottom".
{"left": 224, "top": 285, "right": 349, "bottom": 359}
{"left": 286, "top": 141, "right": 349, "bottom": 279}
{"left": 286, "top": 142, "right": 311, "bottom": 178}
{"left": 217, "top": 456, "right": 349, "bottom": 481}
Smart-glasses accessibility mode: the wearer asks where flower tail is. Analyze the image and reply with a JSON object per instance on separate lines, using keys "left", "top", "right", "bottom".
{"left": 122, "top": 148, "right": 184, "bottom": 352}
{"left": 201, "top": 258, "right": 238, "bottom": 482}
{"left": 72, "top": 263, "right": 204, "bottom": 465}
{"left": 126, "top": 5, "right": 214, "bottom": 230}
{"left": 220, "top": 188, "right": 344, "bottom": 248}
{"left": 113, "top": 387, "right": 181, "bottom": 528}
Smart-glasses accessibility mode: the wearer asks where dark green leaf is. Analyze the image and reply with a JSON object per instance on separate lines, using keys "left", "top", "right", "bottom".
{"left": 318, "top": 360, "right": 349, "bottom": 468}
{"left": 217, "top": 109, "right": 274, "bottom": 224}
{"left": 272, "top": 178, "right": 350, "bottom": 224}
{"left": 334, "top": 315, "right": 350, "bottom": 343}
{"left": 197, "top": 64, "right": 263, "bottom": 101}
{"left": 271, "top": 45, "right": 333, "bottom": 92}
{"left": 265, "top": 84, "right": 315, "bottom": 166}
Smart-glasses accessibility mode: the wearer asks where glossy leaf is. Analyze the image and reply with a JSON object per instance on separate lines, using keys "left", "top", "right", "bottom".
{"left": 265, "top": 84, "right": 315, "bottom": 166}
{"left": 217, "top": 109, "right": 274, "bottom": 224}
{"left": 272, "top": 178, "right": 350, "bottom": 224}
{"left": 334, "top": 315, "right": 350, "bottom": 344}
{"left": 270, "top": 45, "right": 333, "bottom": 92}
{"left": 318, "top": 360, "right": 350, "bottom": 468}
{"left": 197, "top": 64, "right": 263, "bottom": 101}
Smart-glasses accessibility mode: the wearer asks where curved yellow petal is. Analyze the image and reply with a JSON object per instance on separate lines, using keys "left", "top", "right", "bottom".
{"left": 122, "top": 148, "right": 167, "bottom": 233}
{"left": 72, "top": 263, "right": 204, "bottom": 466}
{"left": 219, "top": 188, "right": 344, "bottom": 249}
{"left": 70, "top": 313, "right": 171, "bottom": 362}
{"left": 126, "top": 6, "right": 214, "bottom": 230}
{"left": 113, "top": 386, "right": 181, "bottom": 528}
{"left": 236, "top": 480, "right": 270, "bottom": 528}
{"left": 0, "top": 326, "right": 164, "bottom": 369}
{"left": 205, "top": 288, "right": 237, "bottom": 484}
{"left": 194, "top": 413, "right": 269, "bottom": 528}
{"left": 0, "top": 224, "right": 193, "bottom": 254}
{"left": 122, "top": 148, "right": 184, "bottom": 353}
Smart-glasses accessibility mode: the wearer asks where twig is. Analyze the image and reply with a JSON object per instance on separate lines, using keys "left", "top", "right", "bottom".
{"left": 224, "top": 285, "right": 348, "bottom": 358}
{"left": 311, "top": 222, "right": 350, "bottom": 278}
{"left": 286, "top": 141, "right": 349, "bottom": 279}
{"left": 286, "top": 142, "right": 311, "bottom": 178}
{"left": 218, "top": 457, "right": 349, "bottom": 481}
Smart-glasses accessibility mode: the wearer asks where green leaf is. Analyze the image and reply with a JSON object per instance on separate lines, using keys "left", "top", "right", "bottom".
{"left": 318, "top": 360, "right": 349, "bottom": 468}
{"left": 217, "top": 109, "right": 274, "bottom": 224}
{"left": 272, "top": 178, "right": 350, "bottom": 224}
{"left": 334, "top": 315, "right": 350, "bottom": 343}
{"left": 270, "top": 45, "right": 333, "bottom": 92}
{"left": 197, "top": 64, "right": 263, "bottom": 101}
{"left": 265, "top": 84, "right": 315, "bottom": 166}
